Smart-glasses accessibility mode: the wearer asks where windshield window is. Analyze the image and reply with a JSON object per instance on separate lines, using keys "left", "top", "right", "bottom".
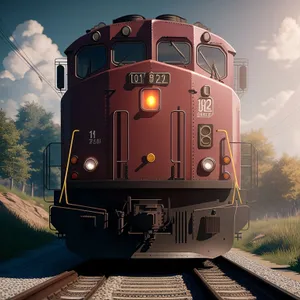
{"left": 112, "top": 42, "right": 146, "bottom": 65}
{"left": 197, "top": 45, "right": 226, "bottom": 79}
{"left": 157, "top": 41, "right": 190, "bottom": 65}
{"left": 76, "top": 45, "right": 106, "bottom": 78}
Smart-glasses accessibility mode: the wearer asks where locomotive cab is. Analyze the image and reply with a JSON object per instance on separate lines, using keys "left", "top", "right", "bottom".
{"left": 55, "top": 14, "right": 235, "bottom": 92}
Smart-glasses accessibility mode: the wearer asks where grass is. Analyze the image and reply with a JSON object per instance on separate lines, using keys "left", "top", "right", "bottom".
{"left": 234, "top": 216, "right": 300, "bottom": 272}
{"left": 0, "top": 184, "right": 56, "bottom": 262}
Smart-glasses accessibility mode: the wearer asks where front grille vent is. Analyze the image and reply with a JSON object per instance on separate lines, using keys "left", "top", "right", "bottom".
{"left": 175, "top": 211, "right": 187, "bottom": 243}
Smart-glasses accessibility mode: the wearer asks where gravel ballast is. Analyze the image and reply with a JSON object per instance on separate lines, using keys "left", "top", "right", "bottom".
{"left": 1, "top": 243, "right": 300, "bottom": 299}
{"left": 223, "top": 249, "right": 300, "bottom": 298}
{"left": 0, "top": 239, "right": 84, "bottom": 300}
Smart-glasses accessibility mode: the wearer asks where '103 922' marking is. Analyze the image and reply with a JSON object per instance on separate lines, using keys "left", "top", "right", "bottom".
{"left": 89, "top": 130, "right": 101, "bottom": 144}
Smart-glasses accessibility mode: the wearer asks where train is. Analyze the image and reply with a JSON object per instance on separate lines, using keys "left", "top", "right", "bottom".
{"left": 44, "top": 14, "right": 256, "bottom": 259}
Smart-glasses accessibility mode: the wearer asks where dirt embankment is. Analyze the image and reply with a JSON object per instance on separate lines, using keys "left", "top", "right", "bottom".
{"left": 0, "top": 191, "right": 55, "bottom": 261}
{"left": 0, "top": 191, "right": 49, "bottom": 229}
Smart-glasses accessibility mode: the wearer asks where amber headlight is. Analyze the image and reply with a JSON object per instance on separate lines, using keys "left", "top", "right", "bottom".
{"left": 83, "top": 157, "right": 98, "bottom": 172}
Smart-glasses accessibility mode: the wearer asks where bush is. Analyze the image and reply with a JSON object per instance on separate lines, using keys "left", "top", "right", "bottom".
{"left": 234, "top": 216, "right": 300, "bottom": 269}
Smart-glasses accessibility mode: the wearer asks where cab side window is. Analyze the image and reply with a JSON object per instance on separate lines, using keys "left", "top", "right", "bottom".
{"left": 76, "top": 45, "right": 107, "bottom": 79}
{"left": 197, "top": 45, "right": 227, "bottom": 79}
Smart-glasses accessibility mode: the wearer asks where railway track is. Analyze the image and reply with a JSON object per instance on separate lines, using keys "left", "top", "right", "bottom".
{"left": 10, "top": 271, "right": 105, "bottom": 300}
{"left": 194, "top": 257, "right": 300, "bottom": 300}
{"left": 111, "top": 275, "right": 192, "bottom": 299}
{"left": 9, "top": 257, "right": 300, "bottom": 300}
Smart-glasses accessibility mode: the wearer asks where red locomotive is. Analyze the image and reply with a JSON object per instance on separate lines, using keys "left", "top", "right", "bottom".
{"left": 45, "top": 14, "right": 255, "bottom": 259}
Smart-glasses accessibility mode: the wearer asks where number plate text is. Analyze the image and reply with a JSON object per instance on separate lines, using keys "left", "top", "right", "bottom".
{"left": 128, "top": 72, "right": 170, "bottom": 85}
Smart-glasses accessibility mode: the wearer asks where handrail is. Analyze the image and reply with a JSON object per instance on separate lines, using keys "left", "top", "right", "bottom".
{"left": 58, "top": 129, "right": 106, "bottom": 212}
{"left": 170, "top": 110, "right": 186, "bottom": 179}
{"left": 230, "top": 141, "right": 259, "bottom": 189}
{"left": 216, "top": 129, "right": 243, "bottom": 205}
{"left": 43, "top": 142, "right": 62, "bottom": 203}
{"left": 59, "top": 129, "right": 79, "bottom": 204}
{"left": 112, "top": 110, "right": 130, "bottom": 180}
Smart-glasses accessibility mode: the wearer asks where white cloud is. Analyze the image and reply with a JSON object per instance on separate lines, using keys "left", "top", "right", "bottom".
{"left": 4, "top": 99, "right": 18, "bottom": 119}
{"left": 241, "top": 90, "right": 294, "bottom": 126}
{"left": 0, "top": 20, "right": 62, "bottom": 123}
{"left": 0, "top": 70, "right": 15, "bottom": 81}
{"left": 255, "top": 45, "right": 268, "bottom": 51}
{"left": 242, "top": 87, "right": 300, "bottom": 157}
{"left": 261, "top": 90, "right": 294, "bottom": 107}
{"left": 21, "top": 93, "right": 40, "bottom": 105}
{"left": 256, "top": 17, "right": 300, "bottom": 65}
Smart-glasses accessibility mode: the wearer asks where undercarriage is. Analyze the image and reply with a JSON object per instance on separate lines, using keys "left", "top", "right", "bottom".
{"left": 50, "top": 186, "right": 249, "bottom": 259}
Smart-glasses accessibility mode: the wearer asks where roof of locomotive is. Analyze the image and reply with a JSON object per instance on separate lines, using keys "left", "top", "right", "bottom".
{"left": 65, "top": 14, "right": 236, "bottom": 56}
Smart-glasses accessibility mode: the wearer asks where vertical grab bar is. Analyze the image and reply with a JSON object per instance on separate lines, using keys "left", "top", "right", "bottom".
{"left": 217, "top": 130, "right": 242, "bottom": 204}
{"left": 112, "top": 110, "right": 130, "bottom": 180}
{"left": 170, "top": 110, "right": 186, "bottom": 179}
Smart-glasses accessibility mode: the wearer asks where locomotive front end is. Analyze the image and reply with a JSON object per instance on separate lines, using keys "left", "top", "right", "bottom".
{"left": 49, "top": 15, "right": 251, "bottom": 259}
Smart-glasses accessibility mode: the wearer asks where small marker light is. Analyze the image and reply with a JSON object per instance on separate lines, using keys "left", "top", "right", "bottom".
{"left": 71, "top": 155, "right": 78, "bottom": 164}
{"left": 222, "top": 171, "right": 231, "bottom": 180}
{"left": 223, "top": 156, "right": 231, "bottom": 165}
{"left": 201, "top": 85, "right": 211, "bottom": 97}
{"left": 71, "top": 172, "right": 78, "bottom": 180}
{"left": 146, "top": 153, "right": 156, "bottom": 163}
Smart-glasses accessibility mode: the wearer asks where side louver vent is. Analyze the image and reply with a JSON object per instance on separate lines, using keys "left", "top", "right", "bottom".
{"left": 204, "top": 216, "right": 220, "bottom": 234}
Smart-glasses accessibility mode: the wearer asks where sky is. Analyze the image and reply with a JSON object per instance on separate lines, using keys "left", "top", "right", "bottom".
{"left": 1, "top": 0, "right": 300, "bottom": 157}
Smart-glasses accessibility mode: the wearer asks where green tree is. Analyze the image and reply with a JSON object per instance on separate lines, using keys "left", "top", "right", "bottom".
{"left": 260, "top": 154, "right": 300, "bottom": 213}
{"left": 15, "top": 102, "right": 60, "bottom": 193}
{"left": 241, "top": 128, "right": 276, "bottom": 185}
{"left": 281, "top": 154, "right": 300, "bottom": 201}
{"left": 0, "top": 110, "right": 32, "bottom": 184}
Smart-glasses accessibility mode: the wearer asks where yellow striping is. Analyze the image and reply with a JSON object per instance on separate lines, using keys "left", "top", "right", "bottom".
{"left": 59, "top": 129, "right": 80, "bottom": 204}
{"left": 216, "top": 129, "right": 243, "bottom": 205}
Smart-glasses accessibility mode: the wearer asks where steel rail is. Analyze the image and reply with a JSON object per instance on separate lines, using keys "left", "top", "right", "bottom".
{"left": 10, "top": 271, "right": 106, "bottom": 300}
{"left": 10, "top": 271, "right": 78, "bottom": 300}
{"left": 194, "top": 257, "right": 300, "bottom": 300}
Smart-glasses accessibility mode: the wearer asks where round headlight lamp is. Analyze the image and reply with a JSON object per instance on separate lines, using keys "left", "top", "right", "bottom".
{"left": 92, "top": 31, "right": 101, "bottom": 41}
{"left": 201, "top": 157, "right": 216, "bottom": 172}
{"left": 83, "top": 157, "right": 98, "bottom": 172}
{"left": 121, "top": 25, "right": 132, "bottom": 36}
{"left": 201, "top": 31, "right": 211, "bottom": 42}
